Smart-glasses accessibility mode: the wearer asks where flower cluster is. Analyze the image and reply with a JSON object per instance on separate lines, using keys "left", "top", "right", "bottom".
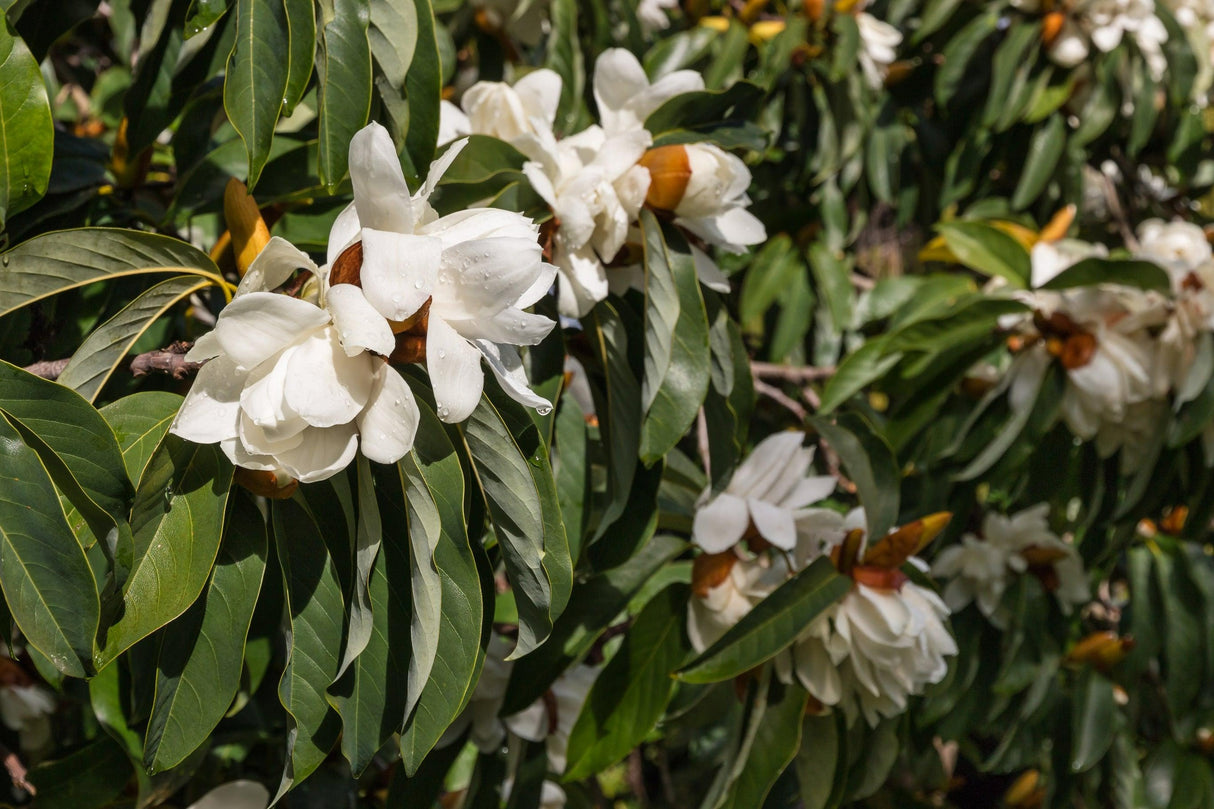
{"left": 1001, "top": 218, "right": 1214, "bottom": 466}
{"left": 172, "top": 124, "right": 557, "bottom": 483}
{"left": 688, "top": 432, "right": 957, "bottom": 727}
{"left": 440, "top": 50, "right": 765, "bottom": 316}
{"left": 1012, "top": 0, "right": 1168, "bottom": 79}
{"left": 931, "top": 504, "right": 1090, "bottom": 628}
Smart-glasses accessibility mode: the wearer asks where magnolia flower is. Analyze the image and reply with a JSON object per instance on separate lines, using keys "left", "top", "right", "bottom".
{"left": 1136, "top": 219, "right": 1214, "bottom": 278}
{"left": 636, "top": 0, "right": 678, "bottom": 33}
{"left": 185, "top": 781, "right": 270, "bottom": 809}
{"left": 523, "top": 125, "right": 653, "bottom": 315}
{"left": 172, "top": 237, "right": 419, "bottom": 483}
{"left": 692, "top": 432, "right": 838, "bottom": 554}
{"left": 687, "top": 551, "right": 789, "bottom": 651}
{"left": 0, "top": 683, "right": 55, "bottom": 752}
{"left": 593, "top": 48, "right": 705, "bottom": 136}
{"left": 440, "top": 69, "right": 562, "bottom": 151}
{"left": 856, "top": 11, "right": 903, "bottom": 89}
{"left": 329, "top": 122, "right": 558, "bottom": 423}
{"left": 1013, "top": 0, "right": 1167, "bottom": 79}
{"left": 932, "top": 505, "right": 1090, "bottom": 627}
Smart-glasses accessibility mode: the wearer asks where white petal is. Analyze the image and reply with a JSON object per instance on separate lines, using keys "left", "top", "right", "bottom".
{"left": 326, "top": 283, "right": 395, "bottom": 357}
{"left": 237, "top": 411, "right": 305, "bottom": 456}
{"left": 748, "top": 498, "right": 798, "bottom": 551}
{"left": 274, "top": 423, "right": 360, "bottom": 483}
{"left": 425, "top": 207, "right": 541, "bottom": 247}
{"left": 171, "top": 356, "right": 244, "bottom": 444}
{"left": 327, "top": 202, "right": 362, "bottom": 268}
{"left": 516, "top": 261, "right": 559, "bottom": 309}
{"left": 783, "top": 474, "right": 837, "bottom": 509}
{"left": 359, "top": 229, "right": 443, "bottom": 321}
{"left": 237, "top": 237, "right": 319, "bottom": 297}
{"left": 436, "top": 237, "right": 546, "bottom": 316}
{"left": 476, "top": 341, "right": 552, "bottom": 414}
{"left": 349, "top": 122, "right": 416, "bottom": 234}
{"left": 202, "top": 292, "right": 331, "bottom": 371}
{"left": 449, "top": 308, "right": 555, "bottom": 346}
{"left": 514, "top": 69, "right": 563, "bottom": 129}
{"left": 638, "top": 69, "right": 707, "bottom": 120}
{"left": 692, "top": 492, "right": 750, "bottom": 552}
{"left": 283, "top": 329, "right": 375, "bottom": 427}
{"left": 185, "top": 781, "right": 270, "bottom": 809}
{"left": 728, "top": 432, "right": 805, "bottom": 498}
{"left": 427, "top": 317, "right": 486, "bottom": 423}
{"left": 437, "top": 100, "right": 471, "bottom": 145}
{"left": 594, "top": 49, "right": 652, "bottom": 130}
{"left": 555, "top": 243, "right": 609, "bottom": 317}
{"left": 678, "top": 208, "right": 766, "bottom": 252}
{"left": 692, "top": 244, "right": 730, "bottom": 293}
{"left": 420, "top": 137, "right": 469, "bottom": 201}
{"left": 356, "top": 364, "right": 420, "bottom": 464}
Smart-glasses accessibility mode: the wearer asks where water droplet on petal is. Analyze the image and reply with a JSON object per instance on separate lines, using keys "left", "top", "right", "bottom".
{"left": 536, "top": 405, "right": 552, "bottom": 416}
{"left": 393, "top": 398, "right": 401, "bottom": 406}
{"left": 438, "top": 349, "right": 447, "bottom": 359}
{"left": 414, "top": 279, "right": 423, "bottom": 289}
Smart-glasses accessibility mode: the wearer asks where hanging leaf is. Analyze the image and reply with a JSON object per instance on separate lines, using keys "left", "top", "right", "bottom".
{"left": 0, "top": 21, "right": 52, "bottom": 227}
{"left": 316, "top": 0, "right": 373, "bottom": 190}
{"left": 223, "top": 0, "right": 290, "bottom": 188}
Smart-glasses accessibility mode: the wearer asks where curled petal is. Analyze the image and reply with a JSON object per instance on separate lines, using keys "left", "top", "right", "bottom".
{"left": 282, "top": 330, "right": 375, "bottom": 428}
{"left": 171, "top": 356, "right": 245, "bottom": 444}
{"left": 356, "top": 364, "right": 420, "bottom": 465}
{"left": 192, "top": 292, "right": 330, "bottom": 371}
{"left": 327, "top": 283, "right": 395, "bottom": 357}
{"left": 692, "top": 492, "right": 750, "bottom": 553}
{"left": 238, "top": 236, "right": 319, "bottom": 297}
{"left": 476, "top": 341, "right": 552, "bottom": 415}
{"left": 275, "top": 423, "right": 360, "bottom": 484}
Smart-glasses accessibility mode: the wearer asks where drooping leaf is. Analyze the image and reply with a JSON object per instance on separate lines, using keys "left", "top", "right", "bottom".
{"left": 1038, "top": 258, "right": 1172, "bottom": 293}
{"left": 585, "top": 301, "right": 642, "bottom": 536}
{"left": 316, "top": 0, "right": 373, "bottom": 190}
{"left": 282, "top": 0, "right": 316, "bottom": 116}
{"left": 717, "top": 680, "right": 810, "bottom": 809}
{"left": 0, "top": 20, "right": 52, "bottom": 227}
{"left": 223, "top": 0, "right": 290, "bottom": 188}
{"left": 678, "top": 557, "right": 850, "bottom": 684}
{"left": 934, "top": 220, "right": 1031, "bottom": 288}
{"left": 144, "top": 493, "right": 267, "bottom": 772}
{"left": 101, "top": 392, "right": 183, "bottom": 485}
{"left": 809, "top": 414, "right": 900, "bottom": 543}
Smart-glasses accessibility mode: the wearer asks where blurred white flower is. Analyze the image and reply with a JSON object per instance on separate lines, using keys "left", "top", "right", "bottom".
{"left": 172, "top": 237, "right": 419, "bottom": 483}
{"left": 185, "top": 781, "right": 270, "bottom": 809}
{"left": 440, "top": 70, "right": 562, "bottom": 151}
{"left": 932, "top": 505, "right": 1090, "bottom": 627}
{"left": 1136, "top": 219, "right": 1214, "bottom": 278}
{"left": 856, "top": 12, "right": 903, "bottom": 89}
{"left": 1014, "top": 0, "right": 1168, "bottom": 78}
{"left": 692, "top": 431, "right": 838, "bottom": 553}
{"left": 636, "top": 0, "right": 678, "bottom": 33}
{"left": 331, "top": 122, "right": 558, "bottom": 423}
{"left": 0, "top": 683, "right": 55, "bottom": 752}
{"left": 687, "top": 551, "right": 790, "bottom": 651}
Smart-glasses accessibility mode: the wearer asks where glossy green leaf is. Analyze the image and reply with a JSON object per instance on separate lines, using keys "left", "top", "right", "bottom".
{"left": 717, "top": 680, "right": 810, "bottom": 809}
{"left": 564, "top": 583, "right": 692, "bottom": 780}
{"left": 933, "top": 8, "right": 999, "bottom": 106}
{"left": 809, "top": 414, "right": 900, "bottom": 542}
{"left": 1038, "top": 258, "right": 1172, "bottom": 293}
{"left": 818, "top": 338, "right": 902, "bottom": 414}
{"left": 144, "top": 492, "right": 267, "bottom": 772}
{"left": 57, "top": 275, "right": 211, "bottom": 403}
{"left": 273, "top": 496, "right": 344, "bottom": 795}
{"left": 678, "top": 558, "right": 850, "bottom": 684}
{"left": 27, "top": 736, "right": 132, "bottom": 809}
{"left": 316, "top": 0, "right": 372, "bottom": 190}
{"left": 96, "top": 435, "right": 233, "bottom": 669}
{"left": 935, "top": 221, "right": 1031, "bottom": 288}
{"left": 0, "top": 228, "right": 224, "bottom": 319}
{"left": 398, "top": 399, "right": 485, "bottom": 774}
{"left": 586, "top": 301, "right": 642, "bottom": 536}
{"left": 101, "top": 392, "right": 183, "bottom": 485}
{"left": 1070, "top": 668, "right": 1117, "bottom": 772}
{"left": 1011, "top": 113, "right": 1065, "bottom": 210}
{"left": 401, "top": 0, "right": 440, "bottom": 175}
{"left": 501, "top": 535, "right": 685, "bottom": 714}
{"left": 282, "top": 0, "right": 316, "bottom": 116}
{"left": 0, "top": 414, "right": 100, "bottom": 677}
{"left": 368, "top": 0, "right": 416, "bottom": 91}
{"left": 459, "top": 388, "right": 570, "bottom": 657}
{"left": 644, "top": 81, "right": 764, "bottom": 138}
{"left": 0, "top": 21, "right": 51, "bottom": 227}
{"left": 185, "top": 0, "right": 230, "bottom": 35}
{"left": 223, "top": 0, "right": 289, "bottom": 188}
{"left": 639, "top": 211, "right": 711, "bottom": 465}
{"left": 795, "top": 713, "right": 843, "bottom": 809}
{"left": 401, "top": 451, "right": 443, "bottom": 722}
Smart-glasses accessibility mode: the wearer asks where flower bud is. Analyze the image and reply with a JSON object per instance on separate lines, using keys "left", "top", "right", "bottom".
{"left": 1160, "top": 505, "right": 1188, "bottom": 535}
{"left": 1005, "top": 769, "right": 1045, "bottom": 809}
{"left": 638, "top": 145, "right": 693, "bottom": 212}
{"left": 1039, "top": 203, "right": 1076, "bottom": 243}
{"left": 1066, "top": 631, "right": 1134, "bottom": 671}
{"left": 749, "top": 20, "right": 786, "bottom": 44}
{"left": 1041, "top": 11, "right": 1066, "bottom": 46}
{"left": 224, "top": 178, "right": 272, "bottom": 276}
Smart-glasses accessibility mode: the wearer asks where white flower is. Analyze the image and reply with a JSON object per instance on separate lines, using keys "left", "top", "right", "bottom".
{"left": 932, "top": 504, "right": 1089, "bottom": 626}
{"left": 442, "top": 70, "right": 562, "bottom": 151}
{"left": 692, "top": 432, "right": 838, "bottom": 554}
{"left": 593, "top": 48, "right": 706, "bottom": 136}
{"left": 657, "top": 142, "right": 767, "bottom": 256}
{"left": 1136, "top": 218, "right": 1214, "bottom": 279}
{"left": 437, "top": 100, "right": 471, "bottom": 146}
{"left": 185, "top": 781, "right": 270, "bottom": 809}
{"left": 856, "top": 12, "right": 902, "bottom": 89}
{"left": 636, "top": 0, "right": 678, "bottom": 33}
{"left": 0, "top": 683, "right": 55, "bottom": 752}
{"left": 523, "top": 125, "right": 653, "bottom": 315}
{"left": 331, "top": 122, "right": 558, "bottom": 423}
{"left": 172, "top": 237, "right": 420, "bottom": 483}
{"left": 687, "top": 552, "right": 790, "bottom": 651}
{"left": 1025, "top": 0, "right": 1168, "bottom": 78}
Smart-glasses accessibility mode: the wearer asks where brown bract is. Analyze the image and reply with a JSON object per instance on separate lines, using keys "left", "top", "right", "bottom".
{"left": 234, "top": 468, "right": 299, "bottom": 499}
{"left": 329, "top": 241, "right": 433, "bottom": 361}
{"left": 224, "top": 178, "right": 272, "bottom": 276}
{"left": 1066, "top": 630, "right": 1135, "bottom": 671}
{"left": 1036, "top": 311, "right": 1098, "bottom": 370}
{"left": 639, "top": 145, "right": 692, "bottom": 213}
{"left": 692, "top": 551, "right": 737, "bottom": 597}
{"left": 861, "top": 512, "right": 951, "bottom": 569}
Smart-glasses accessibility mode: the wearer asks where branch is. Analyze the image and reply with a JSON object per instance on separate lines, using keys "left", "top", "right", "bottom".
{"left": 0, "top": 741, "right": 34, "bottom": 796}
{"left": 21, "top": 358, "right": 70, "bottom": 380}
{"left": 750, "top": 361, "right": 836, "bottom": 382}
{"left": 129, "top": 341, "right": 204, "bottom": 379}
{"left": 754, "top": 379, "right": 808, "bottom": 420}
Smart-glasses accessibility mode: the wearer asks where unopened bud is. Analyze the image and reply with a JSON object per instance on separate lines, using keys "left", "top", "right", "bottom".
{"left": 224, "top": 178, "right": 272, "bottom": 276}
{"left": 1066, "top": 631, "right": 1134, "bottom": 671}
{"left": 1160, "top": 505, "right": 1189, "bottom": 535}
{"left": 1005, "top": 769, "right": 1045, "bottom": 808}
{"left": 109, "top": 117, "right": 152, "bottom": 190}
{"left": 749, "top": 20, "right": 786, "bottom": 44}
{"left": 832, "top": 528, "right": 866, "bottom": 576}
{"left": 1039, "top": 203, "right": 1076, "bottom": 242}
{"left": 639, "top": 145, "right": 692, "bottom": 212}
{"left": 1041, "top": 12, "right": 1066, "bottom": 47}
{"left": 884, "top": 60, "right": 915, "bottom": 87}
{"left": 699, "top": 15, "right": 731, "bottom": 32}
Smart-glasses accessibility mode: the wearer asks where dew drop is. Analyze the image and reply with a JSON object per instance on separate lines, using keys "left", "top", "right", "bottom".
{"left": 393, "top": 398, "right": 401, "bottom": 406}
{"left": 438, "top": 349, "right": 447, "bottom": 359}
{"left": 438, "top": 405, "right": 450, "bottom": 418}
{"left": 536, "top": 405, "right": 552, "bottom": 416}
{"left": 414, "top": 279, "right": 423, "bottom": 289}
{"left": 1, "top": 256, "right": 8, "bottom": 267}
{"left": 392, "top": 294, "right": 401, "bottom": 303}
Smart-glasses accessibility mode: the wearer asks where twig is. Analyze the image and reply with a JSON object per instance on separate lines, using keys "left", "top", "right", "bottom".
{"left": 1101, "top": 170, "right": 1138, "bottom": 251}
{"left": 754, "top": 379, "right": 808, "bottom": 421}
{"left": 0, "top": 741, "right": 34, "bottom": 796}
{"left": 22, "top": 358, "right": 70, "bottom": 380}
{"left": 130, "top": 341, "right": 204, "bottom": 379}
{"left": 750, "top": 361, "right": 836, "bottom": 382}
{"left": 628, "top": 749, "right": 650, "bottom": 808}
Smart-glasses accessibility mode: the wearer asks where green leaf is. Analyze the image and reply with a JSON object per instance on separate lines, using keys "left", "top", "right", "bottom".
{"left": 935, "top": 220, "right": 1032, "bottom": 288}
{"left": 144, "top": 493, "right": 267, "bottom": 772}
{"left": 1038, "top": 258, "right": 1172, "bottom": 293}
{"left": 101, "top": 392, "right": 183, "bottom": 485}
{"left": 96, "top": 436, "right": 233, "bottom": 669}
{"left": 808, "top": 241, "right": 854, "bottom": 332}
{"left": 1011, "top": 113, "right": 1065, "bottom": 210}
{"left": 0, "top": 361, "right": 132, "bottom": 530}
{"left": 545, "top": 0, "right": 583, "bottom": 135}
{"left": 953, "top": 363, "right": 1061, "bottom": 481}
{"left": 329, "top": 496, "right": 409, "bottom": 777}
{"left": 401, "top": 450, "right": 444, "bottom": 722}
{"left": 639, "top": 211, "right": 711, "bottom": 465}
{"left": 586, "top": 301, "right": 642, "bottom": 536}
{"left": 368, "top": 0, "right": 416, "bottom": 91}
{"left": 185, "top": 0, "right": 230, "bottom": 35}
{"left": 0, "top": 413, "right": 100, "bottom": 677}
{"left": 809, "top": 414, "right": 900, "bottom": 542}
{"left": 273, "top": 496, "right": 344, "bottom": 794}
{"left": 0, "top": 228, "right": 224, "bottom": 319}
{"left": 795, "top": 713, "right": 843, "bottom": 809}
{"left": 402, "top": 0, "right": 440, "bottom": 176}
{"left": 1070, "top": 668, "right": 1117, "bottom": 772}
{"left": 933, "top": 8, "right": 999, "bottom": 107}
{"left": 27, "top": 736, "right": 132, "bottom": 809}
{"left": 818, "top": 338, "right": 902, "bottom": 414}
{"left": 459, "top": 387, "right": 570, "bottom": 657}
{"left": 1155, "top": 546, "right": 1204, "bottom": 717}
{"left": 644, "top": 81, "right": 764, "bottom": 138}
{"left": 57, "top": 275, "right": 211, "bottom": 403}
{"left": 678, "top": 558, "right": 851, "bottom": 684}
{"left": 316, "top": 0, "right": 372, "bottom": 190}
{"left": 501, "top": 534, "right": 685, "bottom": 714}
{"left": 0, "top": 21, "right": 51, "bottom": 226}
{"left": 717, "top": 681, "right": 810, "bottom": 809}
{"left": 282, "top": 0, "right": 315, "bottom": 116}
{"left": 564, "top": 583, "right": 692, "bottom": 780}
{"left": 398, "top": 399, "right": 485, "bottom": 774}
{"left": 223, "top": 0, "right": 289, "bottom": 188}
